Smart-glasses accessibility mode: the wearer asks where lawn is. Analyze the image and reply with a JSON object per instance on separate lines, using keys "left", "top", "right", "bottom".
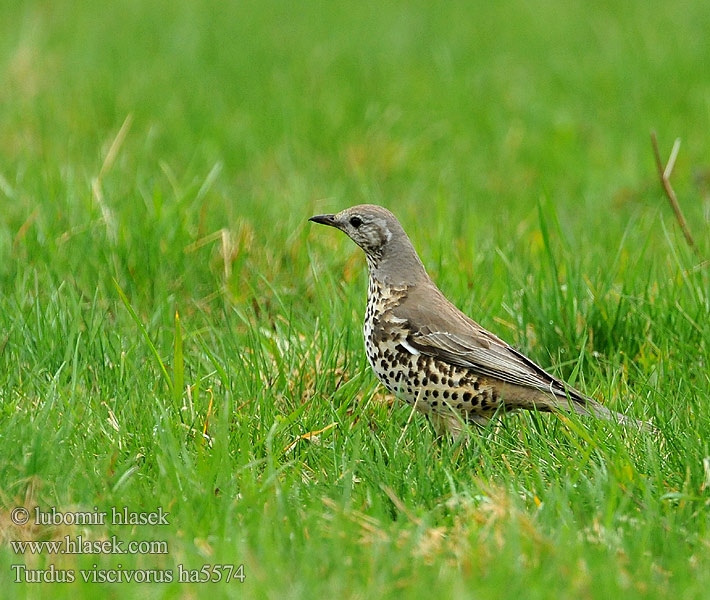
{"left": 1, "top": 0, "right": 709, "bottom": 598}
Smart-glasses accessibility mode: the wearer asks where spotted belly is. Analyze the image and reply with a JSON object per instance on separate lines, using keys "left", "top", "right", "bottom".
{"left": 364, "top": 325, "right": 502, "bottom": 423}
{"left": 363, "top": 279, "right": 505, "bottom": 428}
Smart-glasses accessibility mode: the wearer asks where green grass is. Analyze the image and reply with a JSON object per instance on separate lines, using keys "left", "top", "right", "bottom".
{"left": 1, "top": 0, "right": 710, "bottom": 597}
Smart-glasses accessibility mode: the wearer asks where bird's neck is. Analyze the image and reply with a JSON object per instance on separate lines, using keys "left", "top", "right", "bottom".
{"left": 366, "top": 241, "right": 429, "bottom": 287}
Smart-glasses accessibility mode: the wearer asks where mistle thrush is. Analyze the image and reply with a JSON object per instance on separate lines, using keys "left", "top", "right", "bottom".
{"left": 309, "top": 204, "right": 644, "bottom": 436}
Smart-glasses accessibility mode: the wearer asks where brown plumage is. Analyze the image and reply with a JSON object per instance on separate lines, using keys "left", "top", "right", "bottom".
{"left": 309, "top": 204, "right": 647, "bottom": 436}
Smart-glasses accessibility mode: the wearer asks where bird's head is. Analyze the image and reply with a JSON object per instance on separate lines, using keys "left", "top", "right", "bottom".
{"left": 309, "top": 204, "right": 427, "bottom": 284}
{"left": 308, "top": 204, "right": 401, "bottom": 257}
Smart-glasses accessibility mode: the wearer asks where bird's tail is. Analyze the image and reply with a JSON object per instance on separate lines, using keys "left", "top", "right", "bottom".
{"left": 554, "top": 393, "right": 653, "bottom": 431}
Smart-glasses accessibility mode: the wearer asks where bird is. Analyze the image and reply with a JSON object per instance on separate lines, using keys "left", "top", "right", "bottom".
{"left": 309, "top": 204, "right": 646, "bottom": 437}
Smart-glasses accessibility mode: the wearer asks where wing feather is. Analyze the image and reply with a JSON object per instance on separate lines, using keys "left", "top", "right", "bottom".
{"left": 388, "top": 281, "right": 647, "bottom": 428}
{"left": 407, "top": 330, "right": 565, "bottom": 394}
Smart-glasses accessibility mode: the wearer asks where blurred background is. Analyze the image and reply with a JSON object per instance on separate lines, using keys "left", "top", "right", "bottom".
{"left": 2, "top": 0, "right": 709, "bottom": 312}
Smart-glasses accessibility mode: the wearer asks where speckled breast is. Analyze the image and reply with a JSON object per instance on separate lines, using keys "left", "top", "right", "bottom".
{"left": 363, "top": 278, "right": 500, "bottom": 419}
{"left": 362, "top": 279, "right": 410, "bottom": 396}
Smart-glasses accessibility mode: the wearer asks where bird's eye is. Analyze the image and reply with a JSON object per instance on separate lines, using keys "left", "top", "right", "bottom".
{"left": 349, "top": 216, "right": 362, "bottom": 228}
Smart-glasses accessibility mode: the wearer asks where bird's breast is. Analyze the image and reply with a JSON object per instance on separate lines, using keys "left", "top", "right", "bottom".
{"left": 363, "top": 279, "right": 412, "bottom": 391}
{"left": 362, "top": 278, "right": 500, "bottom": 421}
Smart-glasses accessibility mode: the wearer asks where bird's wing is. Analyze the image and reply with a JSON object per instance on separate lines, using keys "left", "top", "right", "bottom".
{"left": 390, "top": 283, "right": 649, "bottom": 427}
{"left": 395, "top": 283, "right": 583, "bottom": 400}
{"left": 407, "top": 329, "right": 564, "bottom": 393}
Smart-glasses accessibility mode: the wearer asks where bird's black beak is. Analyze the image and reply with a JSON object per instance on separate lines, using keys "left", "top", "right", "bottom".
{"left": 308, "top": 214, "right": 338, "bottom": 227}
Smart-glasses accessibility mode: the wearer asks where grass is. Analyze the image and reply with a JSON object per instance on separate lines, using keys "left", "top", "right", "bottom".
{"left": 1, "top": 0, "right": 709, "bottom": 597}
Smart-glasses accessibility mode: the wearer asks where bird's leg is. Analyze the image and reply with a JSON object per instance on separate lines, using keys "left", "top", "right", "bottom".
{"left": 428, "top": 411, "right": 469, "bottom": 441}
